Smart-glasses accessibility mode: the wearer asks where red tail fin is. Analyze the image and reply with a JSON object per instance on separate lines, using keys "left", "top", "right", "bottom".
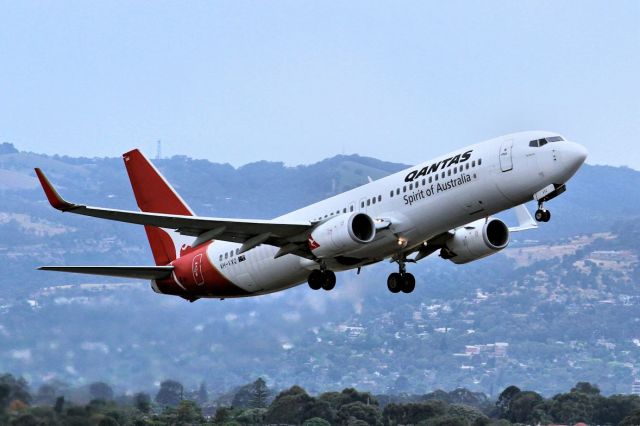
{"left": 123, "top": 149, "right": 194, "bottom": 265}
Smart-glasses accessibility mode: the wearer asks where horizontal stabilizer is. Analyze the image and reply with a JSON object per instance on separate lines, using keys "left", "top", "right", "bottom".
{"left": 38, "top": 266, "right": 174, "bottom": 280}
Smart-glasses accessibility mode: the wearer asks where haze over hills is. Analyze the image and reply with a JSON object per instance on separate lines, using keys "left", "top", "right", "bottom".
{"left": 0, "top": 143, "right": 639, "bottom": 398}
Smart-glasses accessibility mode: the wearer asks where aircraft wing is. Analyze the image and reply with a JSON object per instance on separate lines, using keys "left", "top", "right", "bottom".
{"left": 35, "top": 168, "right": 313, "bottom": 254}
{"left": 38, "top": 266, "right": 174, "bottom": 280}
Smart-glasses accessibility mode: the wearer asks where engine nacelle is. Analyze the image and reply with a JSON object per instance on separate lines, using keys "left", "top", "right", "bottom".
{"left": 309, "top": 213, "right": 376, "bottom": 258}
{"left": 440, "top": 218, "right": 509, "bottom": 264}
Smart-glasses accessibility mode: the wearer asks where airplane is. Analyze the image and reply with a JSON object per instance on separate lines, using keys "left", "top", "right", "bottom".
{"left": 35, "top": 131, "right": 588, "bottom": 301}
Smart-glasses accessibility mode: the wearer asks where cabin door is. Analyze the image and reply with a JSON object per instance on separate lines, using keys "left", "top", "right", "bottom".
{"left": 499, "top": 140, "right": 514, "bottom": 172}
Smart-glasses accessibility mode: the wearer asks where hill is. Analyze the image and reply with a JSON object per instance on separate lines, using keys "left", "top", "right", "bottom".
{"left": 0, "top": 143, "right": 639, "bottom": 397}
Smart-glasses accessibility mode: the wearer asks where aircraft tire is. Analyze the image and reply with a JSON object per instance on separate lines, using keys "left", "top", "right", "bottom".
{"left": 322, "top": 271, "right": 336, "bottom": 291}
{"left": 402, "top": 273, "right": 416, "bottom": 293}
{"left": 308, "top": 270, "right": 323, "bottom": 290}
{"left": 387, "top": 273, "right": 403, "bottom": 293}
{"left": 543, "top": 210, "right": 551, "bottom": 222}
{"left": 534, "top": 209, "right": 545, "bottom": 222}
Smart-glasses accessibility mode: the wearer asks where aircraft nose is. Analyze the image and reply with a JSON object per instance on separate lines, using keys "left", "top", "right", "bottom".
{"left": 566, "top": 142, "right": 588, "bottom": 167}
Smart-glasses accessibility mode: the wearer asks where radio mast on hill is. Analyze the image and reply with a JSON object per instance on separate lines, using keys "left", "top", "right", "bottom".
{"left": 155, "top": 140, "right": 162, "bottom": 160}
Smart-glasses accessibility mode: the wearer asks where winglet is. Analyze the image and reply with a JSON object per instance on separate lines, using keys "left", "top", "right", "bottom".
{"left": 34, "top": 168, "right": 76, "bottom": 211}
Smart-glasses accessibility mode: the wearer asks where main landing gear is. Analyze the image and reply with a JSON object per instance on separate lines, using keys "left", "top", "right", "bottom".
{"left": 387, "top": 259, "right": 415, "bottom": 294}
{"left": 535, "top": 202, "right": 551, "bottom": 223}
{"left": 308, "top": 268, "right": 336, "bottom": 291}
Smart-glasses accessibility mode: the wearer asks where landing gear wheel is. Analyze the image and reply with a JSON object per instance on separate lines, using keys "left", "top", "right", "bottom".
{"left": 387, "top": 273, "right": 404, "bottom": 293}
{"left": 307, "top": 270, "right": 323, "bottom": 290}
{"left": 322, "top": 271, "right": 336, "bottom": 291}
{"left": 401, "top": 273, "right": 416, "bottom": 293}
{"left": 535, "top": 209, "right": 551, "bottom": 222}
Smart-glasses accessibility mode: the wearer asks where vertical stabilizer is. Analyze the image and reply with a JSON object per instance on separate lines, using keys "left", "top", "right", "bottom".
{"left": 122, "top": 149, "right": 195, "bottom": 265}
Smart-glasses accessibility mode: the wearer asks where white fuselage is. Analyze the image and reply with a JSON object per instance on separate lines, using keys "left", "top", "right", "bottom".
{"left": 202, "top": 131, "right": 587, "bottom": 296}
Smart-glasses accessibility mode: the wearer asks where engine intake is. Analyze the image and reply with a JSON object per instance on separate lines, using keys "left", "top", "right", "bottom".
{"left": 441, "top": 217, "right": 509, "bottom": 264}
{"left": 309, "top": 213, "right": 376, "bottom": 258}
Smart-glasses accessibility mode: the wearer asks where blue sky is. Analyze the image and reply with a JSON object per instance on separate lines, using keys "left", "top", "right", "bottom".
{"left": 1, "top": 1, "right": 638, "bottom": 168}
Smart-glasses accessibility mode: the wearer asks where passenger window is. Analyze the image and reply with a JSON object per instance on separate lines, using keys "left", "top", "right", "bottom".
{"left": 441, "top": 172, "right": 445, "bottom": 178}
{"left": 435, "top": 174, "right": 438, "bottom": 181}
{"left": 429, "top": 176, "right": 432, "bottom": 183}
{"left": 372, "top": 197, "right": 376, "bottom": 204}
{"left": 350, "top": 205, "right": 354, "bottom": 212}
{"left": 360, "top": 202, "right": 364, "bottom": 208}
{"left": 336, "top": 210, "right": 339, "bottom": 214}
{"left": 478, "top": 158, "right": 482, "bottom": 166}
{"left": 236, "top": 249, "right": 239, "bottom": 255}
{"left": 343, "top": 208, "right": 346, "bottom": 213}
{"left": 396, "top": 188, "right": 400, "bottom": 195}
{"left": 366, "top": 199, "right": 371, "bottom": 206}
{"left": 472, "top": 160, "right": 476, "bottom": 167}
{"left": 422, "top": 178, "right": 426, "bottom": 185}
{"left": 409, "top": 183, "right": 413, "bottom": 190}
{"left": 219, "top": 254, "right": 223, "bottom": 261}
{"left": 466, "top": 163, "right": 469, "bottom": 170}
{"left": 390, "top": 190, "right": 394, "bottom": 197}
{"left": 378, "top": 195, "right": 382, "bottom": 202}
{"left": 225, "top": 252, "right": 228, "bottom": 259}
{"left": 403, "top": 186, "right": 407, "bottom": 193}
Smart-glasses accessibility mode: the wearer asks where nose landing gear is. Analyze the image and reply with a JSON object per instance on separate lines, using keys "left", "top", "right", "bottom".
{"left": 308, "top": 268, "right": 336, "bottom": 291}
{"left": 387, "top": 258, "right": 416, "bottom": 294}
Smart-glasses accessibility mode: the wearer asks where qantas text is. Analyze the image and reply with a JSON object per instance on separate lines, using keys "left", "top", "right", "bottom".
{"left": 404, "top": 150, "right": 473, "bottom": 182}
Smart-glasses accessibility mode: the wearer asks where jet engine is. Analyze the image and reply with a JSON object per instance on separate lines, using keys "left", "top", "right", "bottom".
{"left": 309, "top": 213, "right": 376, "bottom": 258}
{"left": 440, "top": 218, "right": 509, "bottom": 264}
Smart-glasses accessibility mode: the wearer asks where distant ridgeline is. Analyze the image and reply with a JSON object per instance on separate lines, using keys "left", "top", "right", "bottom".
{"left": 0, "top": 143, "right": 18, "bottom": 155}
{"left": 0, "top": 146, "right": 639, "bottom": 397}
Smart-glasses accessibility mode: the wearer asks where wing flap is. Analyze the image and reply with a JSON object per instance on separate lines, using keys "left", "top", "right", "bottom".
{"left": 38, "top": 266, "right": 174, "bottom": 280}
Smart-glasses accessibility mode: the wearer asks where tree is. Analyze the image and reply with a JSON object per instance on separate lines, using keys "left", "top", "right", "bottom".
{"left": 508, "top": 391, "right": 543, "bottom": 423}
{"left": 303, "top": 418, "right": 331, "bottom": 426}
{"left": 236, "top": 408, "right": 267, "bottom": 424}
{"left": 549, "top": 391, "right": 593, "bottom": 424}
{"left": 571, "top": 382, "right": 600, "bottom": 395}
{"left": 0, "top": 374, "right": 31, "bottom": 409}
{"left": 155, "top": 380, "right": 183, "bottom": 407}
{"left": 89, "top": 382, "right": 114, "bottom": 401}
{"left": 336, "top": 401, "right": 382, "bottom": 426}
{"left": 496, "top": 385, "right": 520, "bottom": 417}
{"left": 319, "top": 388, "right": 378, "bottom": 411}
{"left": 250, "top": 378, "right": 269, "bottom": 408}
{"left": 382, "top": 401, "right": 446, "bottom": 424}
{"left": 54, "top": 397, "right": 64, "bottom": 414}
{"left": 620, "top": 409, "right": 640, "bottom": 426}
{"left": 265, "top": 386, "right": 334, "bottom": 425}
{"left": 133, "top": 392, "right": 151, "bottom": 413}
{"left": 196, "top": 382, "right": 208, "bottom": 406}
{"left": 176, "top": 400, "right": 204, "bottom": 423}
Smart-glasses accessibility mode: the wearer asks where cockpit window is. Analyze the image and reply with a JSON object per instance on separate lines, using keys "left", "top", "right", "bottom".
{"left": 529, "top": 136, "right": 564, "bottom": 147}
{"left": 529, "top": 139, "right": 547, "bottom": 147}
